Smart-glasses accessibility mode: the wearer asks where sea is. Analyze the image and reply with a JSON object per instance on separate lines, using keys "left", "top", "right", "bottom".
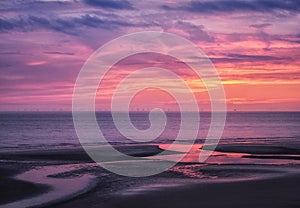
{"left": 0, "top": 111, "right": 300, "bottom": 208}
{"left": 0, "top": 112, "right": 299, "bottom": 152}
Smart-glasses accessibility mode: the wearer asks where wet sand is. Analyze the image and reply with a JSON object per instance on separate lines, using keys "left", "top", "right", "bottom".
{"left": 0, "top": 145, "right": 168, "bottom": 207}
{"left": 0, "top": 167, "right": 50, "bottom": 205}
{"left": 203, "top": 143, "right": 300, "bottom": 155}
{"left": 0, "top": 144, "right": 166, "bottom": 162}
{"left": 107, "top": 173, "right": 300, "bottom": 208}
{"left": 0, "top": 143, "right": 299, "bottom": 208}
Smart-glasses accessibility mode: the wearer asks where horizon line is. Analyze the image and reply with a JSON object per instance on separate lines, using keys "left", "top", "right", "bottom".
{"left": 1, "top": 110, "right": 300, "bottom": 113}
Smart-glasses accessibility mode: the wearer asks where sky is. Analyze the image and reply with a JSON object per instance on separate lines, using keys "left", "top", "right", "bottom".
{"left": 0, "top": 0, "right": 300, "bottom": 111}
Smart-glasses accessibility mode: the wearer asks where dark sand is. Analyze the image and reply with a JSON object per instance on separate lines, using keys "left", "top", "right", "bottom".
{"left": 0, "top": 144, "right": 170, "bottom": 162}
{"left": 48, "top": 164, "right": 300, "bottom": 208}
{"left": 244, "top": 155, "right": 300, "bottom": 160}
{"left": 0, "top": 167, "right": 50, "bottom": 205}
{"left": 1, "top": 144, "right": 299, "bottom": 208}
{"left": 203, "top": 144, "right": 300, "bottom": 155}
{"left": 106, "top": 174, "right": 300, "bottom": 208}
{"left": 0, "top": 145, "right": 170, "bottom": 207}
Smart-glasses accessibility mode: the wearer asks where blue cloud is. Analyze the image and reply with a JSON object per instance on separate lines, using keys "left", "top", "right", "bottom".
{"left": 0, "top": 14, "right": 133, "bottom": 35}
{"left": 210, "top": 53, "right": 284, "bottom": 64}
{"left": 163, "top": 0, "right": 300, "bottom": 14}
{"left": 250, "top": 23, "right": 272, "bottom": 29}
{"left": 83, "top": 0, "right": 134, "bottom": 10}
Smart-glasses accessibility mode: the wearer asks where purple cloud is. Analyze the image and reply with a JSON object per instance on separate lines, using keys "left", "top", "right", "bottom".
{"left": 83, "top": 0, "right": 134, "bottom": 10}
{"left": 163, "top": 0, "right": 300, "bottom": 15}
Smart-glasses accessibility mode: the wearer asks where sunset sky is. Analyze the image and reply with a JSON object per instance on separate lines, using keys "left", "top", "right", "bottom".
{"left": 1, "top": 0, "right": 299, "bottom": 111}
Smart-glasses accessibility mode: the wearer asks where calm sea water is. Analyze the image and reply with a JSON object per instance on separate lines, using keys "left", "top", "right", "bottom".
{"left": 0, "top": 112, "right": 299, "bottom": 151}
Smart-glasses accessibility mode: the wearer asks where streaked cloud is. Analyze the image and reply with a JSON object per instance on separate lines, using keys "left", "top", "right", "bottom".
{"left": 162, "top": 0, "right": 300, "bottom": 15}
{"left": 0, "top": 14, "right": 136, "bottom": 35}
{"left": 0, "top": 0, "right": 299, "bottom": 111}
{"left": 83, "top": 0, "right": 134, "bottom": 10}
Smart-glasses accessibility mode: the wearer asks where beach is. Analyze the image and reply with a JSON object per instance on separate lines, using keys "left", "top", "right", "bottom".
{"left": 0, "top": 112, "right": 299, "bottom": 208}
{"left": 1, "top": 140, "right": 299, "bottom": 208}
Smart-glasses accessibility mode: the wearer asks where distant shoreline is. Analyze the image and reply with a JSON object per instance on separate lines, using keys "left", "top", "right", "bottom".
{"left": 1, "top": 111, "right": 300, "bottom": 113}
